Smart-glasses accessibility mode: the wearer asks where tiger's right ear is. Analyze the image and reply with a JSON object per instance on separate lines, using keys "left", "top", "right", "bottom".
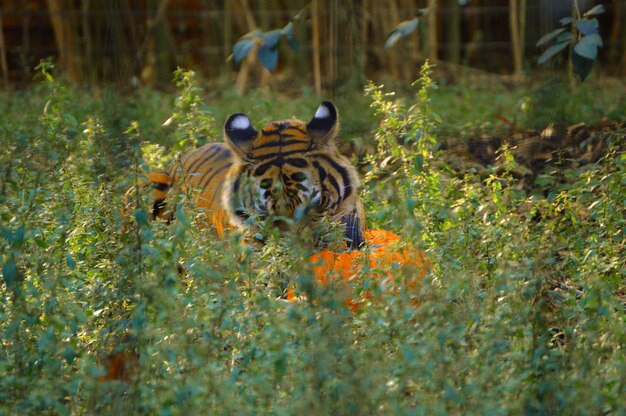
{"left": 307, "top": 101, "right": 339, "bottom": 147}
{"left": 224, "top": 113, "right": 257, "bottom": 160}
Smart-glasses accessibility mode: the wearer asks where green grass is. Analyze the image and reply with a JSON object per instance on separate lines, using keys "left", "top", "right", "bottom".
{"left": 1, "top": 64, "right": 624, "bottom": 415}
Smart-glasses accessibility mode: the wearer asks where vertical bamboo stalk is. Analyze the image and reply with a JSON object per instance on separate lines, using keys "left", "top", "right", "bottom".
{"left": 240, "top": 0, "right": 256, "bottom": 31}
{"left": 359, "top": 0, "right": 369, "bottom": 75}
{"left": 223, "top": 0, "right": 232, "bottom": 67}
{"left": 377, "top": 0, "right": 400, "bottom": 80}
{"left": 312, "top": 0, "right": 322, "bottom": 95}
{"left": 509, "top": 0, "right": 522, "bottom": 78}
{"left": 609, "top": 0, "right": 621, "bottom": 64}
{"left": 427, "top": 0, "right": 438, "bottom": 62}
{"left": 621, "top": 29, "right": 626, "bottom": 76}
{"left": 81, "top": 0, "right": 94, "bottom": 84}
{"left": 199, "top": 0, "right": 210, "bottom": 77}
{"left": 410, "top": 0, "right": 422, "bottom": 66}
{"left": 519, "top": 0, "right": 526, "bottom": 65}
{"left": 0, "top": 11, "right": 8, "bottom": 88}
{"left": 328, "top": 0, "right": 336, "bottom": 94}
{"left": 234, "top": 0, "right": 256, "bottom": 95}
{"left": 448, "top": 0, "right": 461, "bottom": 64}
{"left": 46, "top": 0, "right": 82, "bottom": 83}
{"left": 386, "top": 0, "right": 401, "bottom": 80}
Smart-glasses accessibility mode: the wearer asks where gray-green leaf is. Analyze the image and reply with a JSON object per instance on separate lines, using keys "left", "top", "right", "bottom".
{"left": 538, "top": 41, "right": 570, "bottom": 64}
{"left": 536, "top": 28, "right": 567, "bottom": 47}
{"left": 575, "top": 18, "right": 599, "bottom": 36}
{"left": 385, "top": 18, "right": 419, "bottom": 49}
{"left": 583, "top": 4, "right": 605, "bottom": 17}
{"left": 573, "top": 37, "right": 599, "bottom": 60}
{"left": 3, "top": 258, "right": 17, "bottom": 287}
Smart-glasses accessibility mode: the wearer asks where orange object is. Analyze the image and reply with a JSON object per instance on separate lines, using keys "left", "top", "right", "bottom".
{"left": 98, "top": 351, "right": 139, "bottom": 383}
{"left": 287, "top": 229, "right": 431, "bottom": 310}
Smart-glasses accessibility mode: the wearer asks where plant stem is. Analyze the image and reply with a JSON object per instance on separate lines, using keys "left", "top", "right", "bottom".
{"left": 312, "top": 0, "right": 322, "bottom": 95}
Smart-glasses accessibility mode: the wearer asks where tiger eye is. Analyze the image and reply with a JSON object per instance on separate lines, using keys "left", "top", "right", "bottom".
{"left": 292, "top": 172, "right": 307, "bottom": 182}
{"left": 259, "top": 179, "right": 273, "bottom": 189}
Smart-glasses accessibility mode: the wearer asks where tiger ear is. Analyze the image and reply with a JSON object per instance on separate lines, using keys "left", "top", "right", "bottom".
{"left": 307, "top": 101, "right": 338, "bottom": 147}
{"left": 224, "top": 113, "right": 258, "bottom": 160}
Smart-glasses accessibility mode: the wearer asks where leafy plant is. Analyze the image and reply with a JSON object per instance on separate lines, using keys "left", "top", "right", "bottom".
{"left": 232, "top": 23, "right": 299, "bottom": 72}
{"left": 1, "top": 63, "right": 625, "bottom": 415}
{"left": 384, "top": 9, "right": 428, "bottom": 49}
{"left": 536, "top": 2, "right": 605, "bottom": 81}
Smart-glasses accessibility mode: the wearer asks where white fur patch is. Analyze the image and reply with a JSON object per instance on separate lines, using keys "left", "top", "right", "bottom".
{"left": 314, "top": 104, "right": 330, "bottom": 119}
{"left": 231, "top": 114, "right": 251, "bottom": 129}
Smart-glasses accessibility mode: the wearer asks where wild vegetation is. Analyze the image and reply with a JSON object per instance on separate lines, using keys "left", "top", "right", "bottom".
{"left": 1, "top": 61, "right": 625, "bottom": 415}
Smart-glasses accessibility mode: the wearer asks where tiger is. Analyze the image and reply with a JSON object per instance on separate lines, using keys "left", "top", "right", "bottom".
{"left": 132, "top": 101, "right": 365, "bottom": 250}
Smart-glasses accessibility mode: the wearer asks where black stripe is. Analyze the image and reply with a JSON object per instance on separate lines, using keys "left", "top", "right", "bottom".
{"left": 252, "top": 138, "right": 307, "bottom": 150}
{"left": 282, "top": 124, "right": 307, "bottom": 134}
{"left": 341, "top": 211, "right": 364, "bottom": 249}
{"left": 254, "top": 161, "right": 280, "bottom": 176}
{"left": 185, "top": 144, "right": 222, "bottom": 173}
{"left": 232, "top": 175, "right": 241, "bottom": 193}
{"left": 199, "top": 162, "right": 233, "bottom": 190}
{"left": 316, "top": 154, "right": 351, "bottom": 198}
{"left": 251, "top": 149, "right": 310, "bottom": 160}
{"left": 184, "top": 144, "right": 220, "bottom": 170}
{"left": 152, "top": 200, "right": 166, "bottom": 220}
{"left": 313, "top": 161, "right": 329, "bottom": 207}
{"left": 283, "top": 157, "right": 308, "bottom": 168}
{"left": 326, "top": 171, "right": 342, "bottom": 201}
{"left": 314, "top": 159, "right": 341, "bottom": 198}
{"left": 153, "top": 182, "right": 171, "bottom": 191}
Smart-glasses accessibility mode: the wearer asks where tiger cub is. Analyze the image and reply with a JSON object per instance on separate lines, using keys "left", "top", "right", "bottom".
{"left": 140, "top": 101, "right": 364, "bottom": 249}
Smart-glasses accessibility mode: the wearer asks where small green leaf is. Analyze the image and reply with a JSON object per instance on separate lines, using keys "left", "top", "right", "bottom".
{"left": 385, "top": 17, "right": 419, "bottom": 48}
{"left": 537, "top": 40, "right": 569, "bottom": 64}
{"left": 396, "top": 17, "right": 419, "bottom": 36}
{"left": 575, "top": 18, "right": 599, "bottom": 35}
{"left": 559, "top": 17, "right": 573, "bottom": 26}
{"left": 233, "top": 39, "right": 256, "bottom": 65}
{"left": 258, "top": 44, "right": 279, "bottom": 72}
{"left": 3, "top": 258, "right": 17, "bottom": 287}
{"left": 573, "top": 38, "right": 598, "bottom": 60}
{"left": 583, "top": 4, "right": 605, "bottom": 17}
{"left": 66, "top": 253, "right": 76, "bottom": 270}
{"left": 555, "top": 32, "right": 574, "bottom": 43}
{"left": 63, "top": 113, "right": 78, "bottom": 128}
{"left": 13, "top": 226, "right": 25, "bottom": 249}
{"left": 571, "top": 50, "right": 595, "bottom": 81}
{"left": 134, "top": 209, "right": 149, "bottom": 226}
{"left": 581, "top": 33, "right": 603, "bottom": 47}
{"left": 536, "top": 27, "right": 567, "bottom": 47}
{"left": 263, "top": 29, "right": 282, "bottom": 49}
{"left": 385, "top": 31, "right": 403, "bottom": 49}
{"left": 286, "top": 35, "right": 300, "bottom": 52}
{"left": 281, "top": 22, "right": 294, "bottom": 37}
{"left": 281, "top": 23, "right": 300, "bottom": 52}
{"left": 63, "top": 346, "right": 77, "bottom": 365}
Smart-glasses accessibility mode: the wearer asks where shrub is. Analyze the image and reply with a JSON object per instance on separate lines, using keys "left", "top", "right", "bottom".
{"left": 1, "top": 63, "right": 624, "bottom": 415}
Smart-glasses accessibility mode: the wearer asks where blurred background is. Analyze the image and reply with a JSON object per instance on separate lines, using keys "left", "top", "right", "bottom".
{"left": 1, "top": 0, "right": 624, "bottom": 92}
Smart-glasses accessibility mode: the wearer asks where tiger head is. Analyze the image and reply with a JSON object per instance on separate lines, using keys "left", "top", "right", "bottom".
{"left": 222, "top": 101, "right": 361, "bottom": 243}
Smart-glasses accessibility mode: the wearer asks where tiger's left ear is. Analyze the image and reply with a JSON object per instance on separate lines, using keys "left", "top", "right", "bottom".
{"left": 307, "top": 101, "right": 338, "bottom": 147}
{"left": 224, "top": 113, "right": 258, "bottom": 160}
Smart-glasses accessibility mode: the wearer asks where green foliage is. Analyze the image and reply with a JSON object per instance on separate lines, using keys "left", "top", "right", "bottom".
{"left": 384, "top": 8, "right": 431, "bottom": 49}
{"left": 537, "top": 2, "right": 605, "bottom": 81}
{"left": 232, "top": 23, "right": 299, "bottom": 72}
{"left": 1, "top": 63, "right": 624, "bottom": 415}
